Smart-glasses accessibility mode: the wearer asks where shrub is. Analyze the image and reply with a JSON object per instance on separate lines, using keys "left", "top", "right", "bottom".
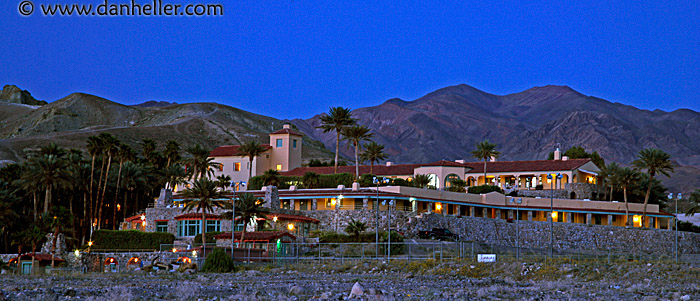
{"left": 467, "top": 185, "right": 503, "bottom": 194}
{"left": 201, "top": 248, "right": 235, "bottom": 273}
{"left": 194, "top": 231, "right": 222, "bottom": 244}
{"left": 678, "top": 221, "right": 700, "bottom": 233}
{"left": 248, "top": 173, "right": 355, "bottom": 190}
{"left": 90, "top": 230, "right": 174, "bottom": 250}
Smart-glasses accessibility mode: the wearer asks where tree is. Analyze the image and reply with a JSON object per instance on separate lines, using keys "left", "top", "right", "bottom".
{"left": 302, "top": 172, "right": 320, "bottom": 189}
{"left": 616, "top": 167, "right": 641, "bottom": 226}
{"left": 360, "top": 141, "right": 387, "bottom": 175}
{"left": 164, "top": 140, "right": 181, "bottom": 168}
{"left": 86, "top": 135, "right": 103, "bottom": 229}
{"left": 548, "top": 146, "right": 605, "bottom": 168}
{"left": 685, "top": 190, "right": 700, "bottom": 216}
{"left": 413, "top": 174, "right": 431, "bottom": 189}
{"left": 164, "top": 164, "right": 187, "bottom": 192}
{"left": 261, "top": 169, "right": 280, "bottom": 186}
{"left": 180, "top": 178, "right": 227, "bottom": 257}
{"left": 113, "top": 144, "right": 135, "bottom": 230}
{"left": 17, "top": 164, "right": 42, "bottom": 221}
{"left": 447, "top": 179, "right": 467, "bottom": 193}
{"left": 317, "top": 107, "right": 356, "bottom": 174}
{"left": 633, "top": 148, "right": 674, "bottom": 227}
{"left": 600, "top": 162, "right": 621, "bottom": 202}
{"left": 232, "top": 193, "right": 268, "bottom": 246}
{"left": 97, "top": 134, "right": 120, "bottom": 229}
{"left": 216, "top": 175, "right": 232, "bottom": 192}
{"left": 185, "top": 144, "right": 218, "bottom": 180}
{"left": 237, "top": 141, "right": 268, "bottom": 180}
{"left": 345, "top": 218, "right": 367, "bottom": 240}
{"left": 471, "top": 140, "right": 500, "bottom": 185}
{"left": 19, "top": 225, "right": 44, "bottom": 275}
{"left": 0, "top": 197, "right": 19, "bottom": 254}
{"left": 141, "top": 139, "right": 158, "bottom": 164}
{"left": 121, "top": 162, "right": 147, "bottom": 219}
{"left": 42, "top": 206, "right": 73, "bottom": 268}
{"left": 342, "top": 125, "right": 374, "bottom": 179}
{"left": 30, "top": 154, "right": 71, "bottom": 214}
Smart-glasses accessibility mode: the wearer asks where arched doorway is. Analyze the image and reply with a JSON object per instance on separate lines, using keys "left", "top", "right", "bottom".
{"left": 127, "top": 257, "right": 142, "bottom": 270}
{"left": 444, "top": 174, "right": 461, "bottom": 188}
{"left": 104, "top": 257, "right": 118, "bottom": 273}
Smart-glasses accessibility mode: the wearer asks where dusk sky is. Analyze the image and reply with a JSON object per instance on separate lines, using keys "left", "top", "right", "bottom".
{"left": 1, "top": 0, "right": 698, "bottom": 119}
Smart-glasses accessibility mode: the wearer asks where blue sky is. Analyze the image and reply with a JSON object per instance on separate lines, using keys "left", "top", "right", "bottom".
{"left": 1, "top": 0, "right": 698, "bottom": 119}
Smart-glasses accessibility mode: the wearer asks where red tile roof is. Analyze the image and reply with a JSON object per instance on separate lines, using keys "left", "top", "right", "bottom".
{"left": 214, "top": 231, "right": 296, "bottom": 242}
{"left": 125, "top": 214, "right": 146, "bottom": 222}
{"left": 209, "top": 144, "right": 272, "bottom": 157}
{"left": 280, "top": 164, "right": 422, "bottom": 177}
{"left": 174, "top": 213, "right": 222, "bottom": 220}
{"left": 269, "top": 213, "right": 320, "bottom": 224}
{"left": 463, "top": 158, "right": 593, "bottom": 174}
{"left": 270, "top": 128, "right": 304, "bottom": 136}
{"left": 420, "top": 160, "right": 471, "bottom": 167}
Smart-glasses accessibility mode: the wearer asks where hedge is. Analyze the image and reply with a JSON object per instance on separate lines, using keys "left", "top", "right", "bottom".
{"left": 467, "top": 185, "right": 503, "bottom": 194}
{"left": 248, "top": 173, "right": 355, "bottom": 190}
{"left": 90, "top": 230, "right": 175, "bottom": 250}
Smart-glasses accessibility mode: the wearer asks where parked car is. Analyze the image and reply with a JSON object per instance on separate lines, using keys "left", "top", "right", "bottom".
{"left": 418, "top": 228, "right": 459, "bottom": 241}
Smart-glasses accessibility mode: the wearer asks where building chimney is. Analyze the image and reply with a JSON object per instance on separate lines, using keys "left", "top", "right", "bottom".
{"left": 352, "top": 182, "right": 360, "bottom": 191}
{"left": 455, "top": 160, "right": 465, "bottom": 164}
{"left": 283, "top": 124, "right": 291, "bottom": 129}
{"left": 289, "top": 185, "right": 297, "bottom": 191}
{"left": 489, "top": 156, "right": 497, "bottom": 162}
{"left": 562, "top": 156, "right": 569, "bottom": 161}
{"left": 337, "top": 184, "right": 345, "bottom": 190}
{"left": 386, "top": 162, "right": 393, "bottom": 166}
{"left": 554, "top": 147, "right": 562, "bottom": 160}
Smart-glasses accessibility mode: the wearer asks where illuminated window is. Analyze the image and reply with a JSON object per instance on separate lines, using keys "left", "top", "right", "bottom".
{"left": 293, "top": 139, "right": 297, "bottom": 149}
{"left": 234, "top": 162, "right": 241, "bottom": 171}
{"left": 276, "top": 139, "right": 283, "bottom": 148}
{"left": 276, "top": 164, "right": 282, "bottom": 171}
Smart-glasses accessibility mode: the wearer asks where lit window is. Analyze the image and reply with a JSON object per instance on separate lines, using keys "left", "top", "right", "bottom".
{"left": 276, "top": 164, "right": 282, "bottom": 171}
{"left": 234, "top": 162, "right": 241, "bottom": 171}
{"left": 276, "top": 139, "right": 283, "bottom": 148}
{"left": 293, "top": 139, "right": 297, "bottom": 149}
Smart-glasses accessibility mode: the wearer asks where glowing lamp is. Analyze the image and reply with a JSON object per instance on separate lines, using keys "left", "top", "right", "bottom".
{"left": 435, "top": 204, "right": 442, "bottom": 211}
{"left": 142, "top": 221, "right": 146, "bottom": 227}
{"left": 172, "top": 248, "right": 177, "bottom": 253}
{"left": 74, "top": 250, "right": 80, "bottom": 257}
{"left": 109, "top": 258, "right": 114, "bottom": 263}
{"left": 272, "top": 216, "right": 278, "bottom": 222}
{"left": 117, "top": 204, "right": 121, "bottom": 211}
{"left": 134, "top": 258, "right": 139, "bottom": 262}
{"left": 633, "top": 215, "right": 640, "bottom": 223}
{"left": 140, "top": 215, "right": 146, "bottom": 221}
{"left": 330, "top": 198, "right": 336, "bottom": 206}
{"left": 192, "top": 250, "right": 197, "bottom": 257}
{"left": 552, "top": 211, "right": 558, "bottom": 220}
{"left": 88, "top": 241, "right": 93, "bottom": 247}
{"left": 287, "top": 223, "right": 295, "bottom": 231}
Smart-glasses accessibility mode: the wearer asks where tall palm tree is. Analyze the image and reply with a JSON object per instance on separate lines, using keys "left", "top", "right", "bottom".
{"left": 616, "top": 167, "right": 641, "bottom": 226}
{"left": 471, "top": 140, "right": 501, "bottom": 186}
{"left": 185, "top": 144, "right": 218, "bottom": 180}
{"left": 21, "top": 225, "right": 45, "bottom": 275}
{"left": 317, "top": 107, "right": 356, "bottom": 174}
{"left": 181, "top": 178, "right": 227, "bottom": 257}
{"left": 112, "top": 144, "right": 135, "bottom": 230}
{"left": 237, "top": 141, "right": 268, "bottom": 180}
{"left": 633, "top": 148, "right": 674, "bottom": 227}
{"left": 86, "top": 135, "right": 103, "bottom": 229}
{"left": 0, "top": 198, "right": 19, "bottom": 254}
{"left": 413, "top": 174, "right": 431, "bottom": 189}
{"left": 342, "top": 125, "right": 374, "bottom": 179}
{"left": 262, "top": 169, "right": 280, "bottom": 186}
{"left": 141, "top": 139, "right": 158, "bottom": 165}
{"left": 97, "top": 134, "right": 120, "bottom": 229}
{"left": 360, "top": 141, "right": 387, "bottom": 175}
{"left": 216, "top": 175, "right": 232, "bottom": 192}
{"left": 17, "top": 164, "right": 42, "bottom": 221}
{"left": 302, "top": 172, "right": 320, "bottom": 189}
{"left": 164, "top": 140, "right": 181, "bottom": 168}
{"left": 121, "top": 162, "right": 147, "bottom": 219}
{"left": 600, "top": 162, "right": 621, "bottom": 201}
{"left": 685, "top": 190, "right": 700, "bottom": 216}
{"left": 42, "top": 206, "right": 73, "bottom": 268}
{"left": 232, "top": 192, "right": 268, "bottom": 246}
{"left": 164, "top": 164, "right": 187, "bottom": 192}
{"left": 30, "top": 154, "right": 71, "bottom": 213}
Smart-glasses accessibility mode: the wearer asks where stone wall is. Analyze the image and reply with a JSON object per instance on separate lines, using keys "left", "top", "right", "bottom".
{"left": 411, "top": 213, "right": 700, "bottom": 255}
{"left": 565, "top": 183, "right": 600, "bottom": 200}
{"left": 295, "top": 208, "right": 415, "bottom": 234}
{"left": 517, "top": 189, "right": 568, "bottom": 199}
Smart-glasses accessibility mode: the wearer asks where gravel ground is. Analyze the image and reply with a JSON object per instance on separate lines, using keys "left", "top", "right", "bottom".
{"left": 1, "top": 260, "right": 699, "bottom": 300}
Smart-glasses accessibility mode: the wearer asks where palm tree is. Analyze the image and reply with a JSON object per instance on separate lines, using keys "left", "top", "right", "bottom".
{"left": 164, "top": 140, "right": 181, "bottom": 168}
{"left": 342, "top": 125, "right": 374, "bottom": 179}
{"left": 141, "top": 139, "right": 158, "bottom": 165}
{"left": 86, "top": 135, "right": 103, "bottom": 228}
{"left": 633, "top": 148, "right": 674, "bottom": 227}
{"left": 180, "top": 178, "right": 227, "bottom": 257}
{"left": 360, "top": 141, "right": 387, "bottom": 175}
{"left": 113, "top": 144, "right": 135, "bottom": 229}
{"left": 185, "top": 144, "right": 218, "bottom": 180}
{"left": 232, "top": 192, "right": 268, "bottom": 246}
{"left": 317, "top": 107, "right": 356, "bottom": 174}
{"left": 345, "top": 218, "right": 367, "bottom": 240}
{"left": 683, "top": 189, "right": 700, "bottom": 217}
{"left": 216, "top": 175, "right": 232, "bottom": 192}
{"left": 17, "top": 164, "right": 42, "bottom": 221}
{"left": 302, "top": 172, "right": 320, "bottom": 189}
{"left": 42, "top": 206, "right": 73, "bottom": 268}
{"left": 121, "top": 162, "right": 147, "bottom": 219}
{"left": 413, "top": 174, "right": 431, "bottom": 189}
{"left": 600, "top": 162, "right": 621, "bottom": 201}
{"left": 616, "top": 167, "right": 641, "bottom": 226}
{"left": 97, "top": 134, "right": 120, "bottom": 229}
{"left": 237, "top": 141, "right": 268, "bottom": 180}
{"left": 30, "top": 154, "right": 71, "bottom": 213}
{"left": 164, "top": 164, "right": 187, "bottom": 192}
{"left": 447, "top": 179, "right": 468, "bottom": 193}
{"left": 261, "top": 169, "right": 280, "bottom": 186}
{"left": 471, "top": 140, "right": 501, "bottom": 186}
{"left": 0, "top": 198, "right": 19, "bottom": 254}
{"left": 21, "top": 225, "right": 44, "bottom": 275}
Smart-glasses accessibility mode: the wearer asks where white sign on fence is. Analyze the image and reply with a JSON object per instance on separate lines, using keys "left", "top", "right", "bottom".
{"left": 477, "top": 254, "right": 496, "bottom": 263}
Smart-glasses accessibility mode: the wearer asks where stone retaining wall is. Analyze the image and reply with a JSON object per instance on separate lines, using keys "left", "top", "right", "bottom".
{"left": 282, "top": 208, "right": 416, "bottom": 234}
{"left": 411, "top": 213, "right": 700, "bottom": 254}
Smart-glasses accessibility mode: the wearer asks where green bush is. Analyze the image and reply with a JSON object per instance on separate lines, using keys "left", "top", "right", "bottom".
{"left": 201, "top": 248, "right": 235, "bottom": 273}
{"left": 194, "top": 231, "right": 222, "bottom": 244}
{"left": 467, "top": 185, "right": 503, "bottom": 194}
{"left": 379, "top": 231, "right": 405, "bottom": 255}
{"left": 248, "top": 173, "right": 355, "bottom": 190}
{"left": 678, "top": 221, "right": 700, "bottom": 233}
{"left": 90, "top": 230, "right": 175, "bottom": 250}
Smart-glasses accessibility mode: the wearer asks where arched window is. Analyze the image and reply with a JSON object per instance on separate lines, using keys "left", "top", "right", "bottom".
{"left": 444, "top": 174, "right": 461, "bottom": 188}
{"left": 428, "top": 174, "right": 438, "bottom": 188}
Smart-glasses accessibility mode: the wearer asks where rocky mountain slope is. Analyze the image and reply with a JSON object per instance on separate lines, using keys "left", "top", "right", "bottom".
{"left": 0, "top": 88, "right": 333, "bottom": 163}
{"left": 293, "top": 84, "right": 700, "bottom": 194}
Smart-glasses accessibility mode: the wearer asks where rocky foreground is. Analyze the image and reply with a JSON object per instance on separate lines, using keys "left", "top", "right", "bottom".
{"left": 1, "top": 260, "right": 699, "bottom": 300}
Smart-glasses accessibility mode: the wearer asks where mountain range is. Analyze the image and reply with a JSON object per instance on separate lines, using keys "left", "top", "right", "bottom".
{"left": 1, "top": 84, "right": 698, "bottom": 194}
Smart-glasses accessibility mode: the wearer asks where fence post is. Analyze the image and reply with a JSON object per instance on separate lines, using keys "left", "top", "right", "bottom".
{"left": 471, "top": 242, "right": 474, "bottom": 261}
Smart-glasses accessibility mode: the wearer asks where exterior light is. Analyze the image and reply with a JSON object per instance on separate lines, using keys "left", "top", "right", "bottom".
{"left": 435, "top": 203, "right": 442, "bottom": 211}
{"left": 192, "top": 250, "right": 197, "bottom": 257}
{"left": 140, "top": 215, "right": 146, "bottom": 221}
{"left": 74, "top": 250, "right": 80, "bottom": 257}
{"left": 287, "top": 223, "right": 295, "bottom": 231}
{"left": 633, "top": 215, "right": 640, "bottom": 223}
{"left": 88, "top": 241, "right": 93, "bottom": 247}
{"left": 330, "top": 198, "right": 336, "bottom": 206}
{"left": 552, "top": 211, "right": 558, "bottom": 220}
{"left": 172, "top": 248, "right": 177, "bottom": 253}
{"left": 117, "top": 204, "right": 121, "bottom": 211}
{"left": 110, "top": 258, "right": 114, "bottom": 263}
{"left": 134, "top": 258, "right": 139, "bottom": 262}
{"left": 272, "top": 216, "right": 278, "bottom": 222}
{"left": 142, "top": 221, "right": 147, "bottom": 227}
